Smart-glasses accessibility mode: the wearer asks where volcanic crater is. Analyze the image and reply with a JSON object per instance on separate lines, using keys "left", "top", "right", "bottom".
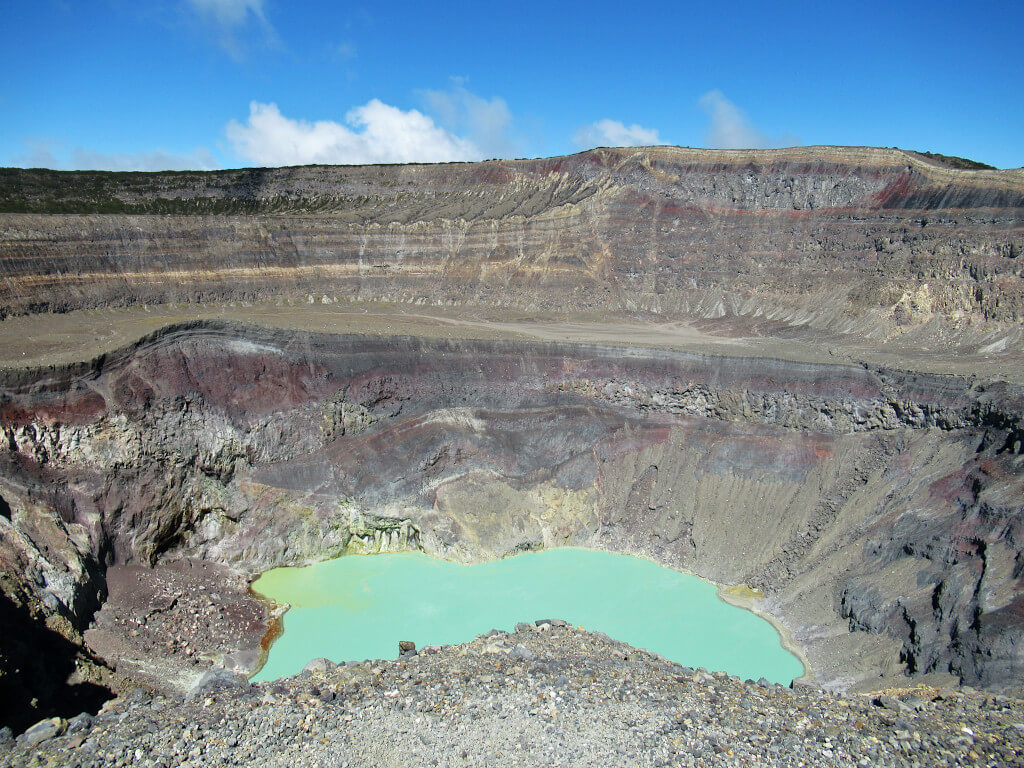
{"left": 1, "top": 145, "right": 1023, "bottom": 733}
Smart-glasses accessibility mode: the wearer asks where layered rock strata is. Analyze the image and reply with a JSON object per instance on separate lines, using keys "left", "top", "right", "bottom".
{"left": 1, "top": 322, "right": 1022, "bottom": 719}
{"left": 1, "top": 145, "right": 1023, "bottom": 730}
{"left": 2, "top": 147, "right": 1022, "bottom": 344}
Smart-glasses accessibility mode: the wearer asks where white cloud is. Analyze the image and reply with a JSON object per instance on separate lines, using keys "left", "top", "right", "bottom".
{"left": 698, "top": 90, "right": 797, "bottom": 150}
{"left": 12, "top": 140, "right": 218, "bottom": 171}
{"left": 225, "top": 100, "right": 483, "bottom": 166}
{"left": 420, "top": 83, "right": 517, "bottom": 159}
{"left": 572, "top": 119, "right": 661, "bottom": 149}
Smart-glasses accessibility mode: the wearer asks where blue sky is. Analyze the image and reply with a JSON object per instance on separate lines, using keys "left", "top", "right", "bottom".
{"left": 2, "top": 0, "right": 1022, "bottom": 170}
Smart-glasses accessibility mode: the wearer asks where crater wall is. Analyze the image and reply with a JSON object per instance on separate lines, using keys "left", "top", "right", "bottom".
{"left": 2, "top": 146, "right": 1024, "bottom": 729}
{"left": 1, "top": 323, "right": 1022, "bottom": 711}
{"left": 2, "top": 147, "right": 1022, "bottom": 339}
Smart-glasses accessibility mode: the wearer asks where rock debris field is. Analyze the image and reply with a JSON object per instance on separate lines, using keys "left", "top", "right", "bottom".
{"left": 3, "top": 623, "right": 1022, "bottom": 768}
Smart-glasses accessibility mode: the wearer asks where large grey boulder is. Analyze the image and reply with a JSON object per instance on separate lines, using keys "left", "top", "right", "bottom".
{"left": 222, "top": 649, "right": 261, "bottom": 674}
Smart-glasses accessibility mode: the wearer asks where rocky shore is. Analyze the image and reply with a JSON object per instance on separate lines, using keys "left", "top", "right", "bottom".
{"left": 4, "top": 623, "right": 1022, "bottom": 768}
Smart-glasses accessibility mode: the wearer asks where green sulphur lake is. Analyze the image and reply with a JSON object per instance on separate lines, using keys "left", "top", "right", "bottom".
{"left": 251, "top": 548, "right": 804, "bottom": 684}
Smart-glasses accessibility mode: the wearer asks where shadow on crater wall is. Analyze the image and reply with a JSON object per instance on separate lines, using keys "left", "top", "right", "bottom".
{"left": 0, "top": 592, "right": 114, "bottom": 733}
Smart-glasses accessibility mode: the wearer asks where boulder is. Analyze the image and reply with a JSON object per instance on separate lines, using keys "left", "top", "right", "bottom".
{"left": 186, "top": 668, "right": 251, "bottom": 701}
{"left": 66, "top": 713, "right": 93, "bottom": 734}
{"left": 303, "top": 657, "right": 337, "bottom": 675}
{"left": 510, "top": 644, "right": 535, "bottom": 661}
{"left": 222, "top": 649, "right": 261, "bottom": 674}
{"left": 22, "top": 717, "right": 64, "bottom": 747}
{"left": 398, "top": 640, "right": 416, "bottom": 655}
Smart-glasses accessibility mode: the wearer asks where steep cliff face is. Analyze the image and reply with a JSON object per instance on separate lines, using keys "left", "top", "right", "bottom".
{"left": 2, "top": 147, "right": 1022, "bottom": 337}
{"left": 1, "top": 322, "right": 1022, "bottom": 703}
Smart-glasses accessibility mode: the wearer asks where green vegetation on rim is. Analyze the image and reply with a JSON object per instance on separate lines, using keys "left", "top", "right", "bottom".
{"left": 908, "top": 150, "right": 997, "bottom": 171}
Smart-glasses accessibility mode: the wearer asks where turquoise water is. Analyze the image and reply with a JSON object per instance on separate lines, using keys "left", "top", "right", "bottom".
{"left": 251, "top": 548, "right": 804, "bottom": 684}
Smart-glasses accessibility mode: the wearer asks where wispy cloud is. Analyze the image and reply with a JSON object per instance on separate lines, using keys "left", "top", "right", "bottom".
{"left": 14, "top": 139, "right": 61, "bottom": 170}
{"left": 71, "top": 148, "right": 219, "bottom": 171}
{"left": 225, "top": 100, "right": 482, "bottom": 165}
{"left": 420, "top": 82, "right": 518, "bottom": 159}
{"left": 185, "top": 0, "right": 275, "bottom": 58}
{"left": 698, "top": 90, "right": 797, "bottom": 149}
{"left": 572, "top": 119, "right": 661, "bottom": 149}
{"left": 13, "top": 139, "right": 218, "bottom": 171}
{"left": 335, "top": 41, "right": 357, "bottom": 61}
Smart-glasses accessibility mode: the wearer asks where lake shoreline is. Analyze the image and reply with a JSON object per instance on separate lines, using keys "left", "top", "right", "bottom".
{"left": 249, "top": 546, "right": 805, "bottom": 684}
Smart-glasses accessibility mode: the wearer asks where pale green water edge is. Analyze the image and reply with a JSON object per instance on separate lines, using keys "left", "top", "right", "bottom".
{"left": 251, "top": 548, "right": 804, "bottom": 684}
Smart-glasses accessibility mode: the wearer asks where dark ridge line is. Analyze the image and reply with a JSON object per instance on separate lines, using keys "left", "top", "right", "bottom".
{"left": 0, "top": 317, "right": 932, "bottom": 388}
{"left": 2, "top": 149, "right": 1021, "bottom": 214}
{"left": 0, "top": 145, "right": 1012, "bottom": 176}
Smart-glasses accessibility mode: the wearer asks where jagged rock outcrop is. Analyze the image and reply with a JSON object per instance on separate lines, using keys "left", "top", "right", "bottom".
{"left": 0, "top": 486, "right": 116, "bottom": 731}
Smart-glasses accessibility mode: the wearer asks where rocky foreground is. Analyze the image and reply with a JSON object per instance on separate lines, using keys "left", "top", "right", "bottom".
{"left": 3, "top": 623, "right": 1022, "bottom": 768}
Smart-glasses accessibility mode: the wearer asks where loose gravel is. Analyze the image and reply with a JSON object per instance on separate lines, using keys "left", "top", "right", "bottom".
{"left": 4, "top": 623, "right": 1022, "bottom": 767}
